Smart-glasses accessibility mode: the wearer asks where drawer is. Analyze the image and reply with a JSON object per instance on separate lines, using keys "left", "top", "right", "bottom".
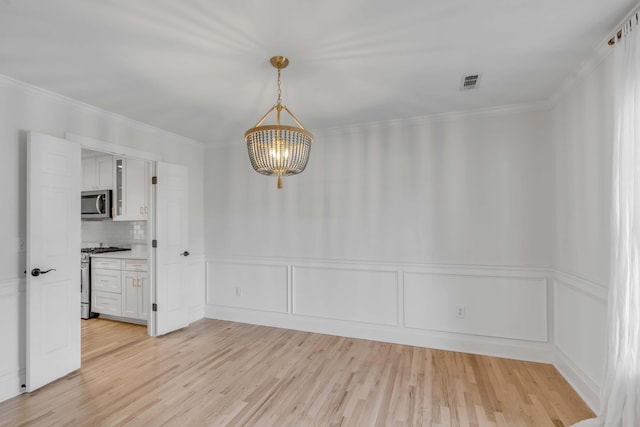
{"left": 92, "top": 268, "right": 121, "bottom": 293}
{"left": 92, "top": 258, "right": 122, "bottom": 270}
{"left": 122, "top": 259, "right": 147, "bottom": 272}
{"left": 93, "top": 291, "right": 122, "bottom": 316}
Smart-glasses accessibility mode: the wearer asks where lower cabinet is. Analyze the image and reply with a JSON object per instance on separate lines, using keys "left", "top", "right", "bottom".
{"left": 92, "top": 257, "right": 148, "bottom": 322}
{"left": 93, "top": 290, "right": 122, "bottom": 316}
{"left": 122, "top": 270, "right": 149, "bottom": 320}
{"left": 92, "top": 258, "right": 122, "bottom": 316}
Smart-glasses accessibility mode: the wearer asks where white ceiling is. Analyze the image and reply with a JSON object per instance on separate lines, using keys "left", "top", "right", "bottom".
{"left": 0, "top": 0, "right": 635, "bottom": 144}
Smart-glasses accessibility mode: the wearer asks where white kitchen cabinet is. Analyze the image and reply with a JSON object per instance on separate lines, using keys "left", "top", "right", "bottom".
{"left": 81, "top": 155, "right": 113, "bottom": 191}
{"left": 93, "top": 256, "right": 148, "bottom": 322}
{"left": 93, "top": 291, "right": 122, "bottom": 316}
{"left": 122, "top": 261, "right": 148, "bottom": 320}
{"left": 92, "top": 268, "right": 121, "bottom": 293}
{"left": 113, "top": 156, "right": 149, "bottom": 221}
{"left": 92, "top": 258, "right": 121, "bottom": 270}
{"left": 91, "top": 258, "right": 122, "bottom": 316}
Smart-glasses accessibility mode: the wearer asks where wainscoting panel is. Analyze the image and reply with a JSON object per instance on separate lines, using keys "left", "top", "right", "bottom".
{"left": 404, "top": 272, "right": 548, "bottom": 342}
{"left": 186, "top": 255, "right": 206, "bottom": 323}
{"left": 293, "top": 266, "right": 398, "bottom": 326}
{"left": 553, "top": 271, "right": 607, "bottom": 411}
{"left": 0, "top": 279, "right": 26, "bottom": 402}
{"left": 206, "top": 257, "right": 554, "bottom": 363}
{"left": 207, "top": 261, "right": 288, "bottom": 313}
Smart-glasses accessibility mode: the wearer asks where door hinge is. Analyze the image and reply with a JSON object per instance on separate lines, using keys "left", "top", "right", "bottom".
{"left": 152, "top": 239, "right": 157, "bottom": 248}
{"left": 152, "top": 176, "right": 157, "bottom": 184}
{"left": 152, "top": 303, "right": 158, "bottom": 312}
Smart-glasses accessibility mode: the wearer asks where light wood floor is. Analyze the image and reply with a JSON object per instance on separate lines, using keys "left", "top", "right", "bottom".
{"left": 0, "top": 318, "right": 593, "bottom": 426}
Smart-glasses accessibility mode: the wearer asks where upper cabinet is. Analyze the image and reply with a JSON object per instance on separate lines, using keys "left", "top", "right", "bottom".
{"left": 113, "top": 157, "right": 149, "bottom": 221}
{"left": 81, "top": 155, "right": 113, "bottom": 191}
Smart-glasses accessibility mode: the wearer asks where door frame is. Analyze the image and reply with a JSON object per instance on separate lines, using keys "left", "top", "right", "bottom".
{"left": 67, "top": 133, "right": 161, "bottom": 336}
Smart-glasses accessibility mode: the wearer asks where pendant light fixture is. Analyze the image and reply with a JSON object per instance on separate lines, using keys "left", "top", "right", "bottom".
{"left": 244, "top": 56, "right": 313, "bottom": 189}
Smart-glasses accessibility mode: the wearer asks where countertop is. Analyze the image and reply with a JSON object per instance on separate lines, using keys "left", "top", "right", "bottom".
{"left": 90, "top": 249, "right": 148, "bottom": 260}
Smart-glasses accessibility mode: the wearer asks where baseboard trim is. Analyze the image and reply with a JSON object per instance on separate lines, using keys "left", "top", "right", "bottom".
{"left": 0, "top": 369, "right": 25, "bottom": 403}
{"left": 554, "top": 346, "right": 601, "bottom": 412}
{"left": 205, "top": 305, "right": 553, "bottom": 363}
{"left": 98, "top": 314, "right": 147, "bottom": 325}
{"left": 189, "top": 306, "right": 204, "bottom": 324}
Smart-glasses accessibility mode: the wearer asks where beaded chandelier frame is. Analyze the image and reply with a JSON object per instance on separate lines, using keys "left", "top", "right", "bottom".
{"left": 244, "top": 56, "right": 313, "bottom": 189}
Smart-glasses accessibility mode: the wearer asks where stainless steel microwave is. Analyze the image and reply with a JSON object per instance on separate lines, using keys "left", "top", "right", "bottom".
{"left": 81, "top": 190, "right": 112, "bottom": 220}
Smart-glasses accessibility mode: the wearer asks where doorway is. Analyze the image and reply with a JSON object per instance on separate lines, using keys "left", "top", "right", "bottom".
{"left": 80, "top": 147, "right": 153, "bottom": 336}
{"left": 26, "top": 131, "right": 191, "bottom": 392}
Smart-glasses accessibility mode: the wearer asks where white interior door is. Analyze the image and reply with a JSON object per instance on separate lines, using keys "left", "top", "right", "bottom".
{"left": 155, "top": 162, "right": 189, "bottom": 335}
{"left": 27, "top": 132, "right": 81, "bottom": 392}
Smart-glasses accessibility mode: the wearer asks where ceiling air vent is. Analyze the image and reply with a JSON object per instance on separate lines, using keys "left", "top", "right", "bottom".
{"left": 461, "top": 74, "right": 481, "bottom": 90}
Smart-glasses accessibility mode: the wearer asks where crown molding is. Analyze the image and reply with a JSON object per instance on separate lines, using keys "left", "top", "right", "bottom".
{"left": 547, "top": 0, "right": 640, "bottom": 108}
{"left": 0, "top": 73, "right": 205, "bottom": 149}
{"left": 547, "top": 42, "right": 613, "bottom": 109}
{"left": 311, "top": 101, "right": 552, "bottom": 138}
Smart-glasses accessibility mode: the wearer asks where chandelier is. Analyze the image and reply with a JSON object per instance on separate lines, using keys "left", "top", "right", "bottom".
{"left": 244, "top": 56, "right": 313, "bottom": 189}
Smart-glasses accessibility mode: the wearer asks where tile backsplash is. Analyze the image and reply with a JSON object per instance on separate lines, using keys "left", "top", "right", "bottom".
{"left": 82, "top": 220, "right": 147, "bottom": 247}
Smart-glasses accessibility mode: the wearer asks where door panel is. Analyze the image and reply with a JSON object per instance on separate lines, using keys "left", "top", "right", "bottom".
{"left": 122, "top": 272, "right": 138, "bottom": 319}
{"left": 139, "top": 272, "right": 149, "bottom": 320}
{"left": 27, "top": 132, "right": 80, "bottom": 392}
{"left": 155, "top": 162, "right": 189, "bottom": 335}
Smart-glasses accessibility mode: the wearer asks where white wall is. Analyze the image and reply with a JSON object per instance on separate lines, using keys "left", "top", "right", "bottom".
{"left": 0, "top": 75, "right": 205, "bottom": 402}
{"left": 551, "top": 52, "right": 613, "bottom": 410}
{"left": 206, "top": 109, "right": 553, "bottom": 266}
{"left": 204, "top": 107, "right": 555, "bottom": 362}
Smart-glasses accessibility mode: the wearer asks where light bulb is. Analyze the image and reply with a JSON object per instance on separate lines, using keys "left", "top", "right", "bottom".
{"left": 270, "top": 139, "right": 289, "bottom": 161}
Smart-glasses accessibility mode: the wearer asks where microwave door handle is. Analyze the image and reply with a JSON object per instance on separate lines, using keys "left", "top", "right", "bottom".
{"left": 96, "top": 194, "right": 102, "bottom": 213}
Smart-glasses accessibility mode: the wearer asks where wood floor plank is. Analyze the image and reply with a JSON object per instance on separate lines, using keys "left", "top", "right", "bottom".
{"left": 0, "top": 318, "right": 594, "bottom": 426}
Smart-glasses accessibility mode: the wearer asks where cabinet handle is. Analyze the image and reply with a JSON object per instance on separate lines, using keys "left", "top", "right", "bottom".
{"left": 111, "top": 207, "right": 115, "bottom": 217}
{"left": 140, "top": 206, "right": 144, "bottom": 214}
{"left": 144, "top": 206, "right": 148, "bottom": 214}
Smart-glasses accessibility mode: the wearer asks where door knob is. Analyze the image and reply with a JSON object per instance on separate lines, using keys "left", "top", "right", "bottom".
{"left": 31, "top": 268, "right": 56, "bottom": 277}
{"left": 180, "top": 251, "right": 190, "bottom": 257}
